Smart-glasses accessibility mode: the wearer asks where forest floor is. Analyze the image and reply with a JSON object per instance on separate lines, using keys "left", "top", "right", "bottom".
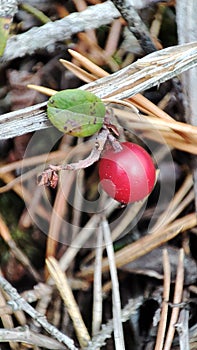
{"left": 0, "top": 1, "right": 197, "bottom": 349}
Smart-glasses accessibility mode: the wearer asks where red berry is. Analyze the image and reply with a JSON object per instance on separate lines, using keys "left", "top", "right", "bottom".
{"left": 98, "top": 142, "right": 156, "bottom": 204}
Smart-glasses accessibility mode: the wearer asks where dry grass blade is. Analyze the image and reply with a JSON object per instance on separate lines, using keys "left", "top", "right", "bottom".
{"left": 104, "top": 213, "right": 196, "bottom": 270}
{"left": 101, "top": 218, "right": 125, "bottom": 350}
{"left": 58, "top": 200, "right": 119, "bottom": 272}
{"left": 145, "top": 116, "right": 197, "bottom": 139}
{"left": 78, "top": 212, "right": 197, "bottom": 279}
{"left": 0, "top": 150, "right": 68, "bottom": 175}
{"left": 161, "top": 190, "right": 194, "bottom": 227}
{"left": 78, "top": 33, "right": 120, "bottom": 71}
{"left": 45, "top": 171, "right": 75, "bottom": 261}
{"left": 157, "top": 133, "right": 197, "bottom": 154}
{"left": 71, "top": 168, "right": 85, "bottom": 238}
{"left": 128, "top": 94, "right": 174, "bottom": 121}
{"left": 79, "top": 192, "right": 147, "bottom": 268}
{"left": 154, "top": 249, "right": 171, "bottom": 350}
{"left": 46, "top": 257, "right": 90, "bottom": 348}
{"left": 0, "top": 166, "right": 41, "bottom": 194}
{"left": 92, "top": 227, "right": 103, "bottom": 336}
{"left": 163, "top": 249, "right": 185, "bottom": 350}
{"left": 85, "top": 297, "right": 143, "bottom": 350}
{"left": 114, "top": 108, "right": 197, "bottom": 151}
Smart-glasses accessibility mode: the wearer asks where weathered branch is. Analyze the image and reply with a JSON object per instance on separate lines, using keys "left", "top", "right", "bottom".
{"left": 0, "top": 1, "right": 120, "bottom": 63}
{"left": 0, "top": 0, "right": 18, "bottom": 17}
{"left": 0, "top": 326, "right": 67, "bottom": 349}
{"left": 0, "top": 102, "right": 49, "bottom": 139}
{"left": 176, "top": 1, "right": 197, "bottom": 210}
{"left": 0, "top": 276, "right": 78, "bottom": 350}
{"left": 111, "top": 0, "right": 157, "bottom": 53}
{"left": 1, "top": 0, "right": 165, "bottom": 62}
{"left": 1, "top": 42, "right": 197, "bottom": 140}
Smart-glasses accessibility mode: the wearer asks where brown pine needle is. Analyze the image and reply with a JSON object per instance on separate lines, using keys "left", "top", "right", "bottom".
{"left": 27, "top": 83, "right": 197, "bottom": 153}
{"left": 27, "top": 50, "right": 197, "bottom": 155}
{"left": 46, "top": 257, "right": 90, "bottom": 348}
{"left": 68, "top": 48, "right": 109, "bottom": 78}
{"left": 0, "top": 150, "right": 68, "bottom": 175}
{"left": 78, "top": 212, "right": 197, "bottom": 279}
{"left": 45, "top": 171, "right": 75, "bottom": 261}
{"left": 65, "top": 50, "right": 197, "bottom": 148}
{"left": 60, "top": 59, "right": 96, "bottom": 83}
{"left": 27, "top": 84, "right": 57, "bottom": 96}
{"left": 67, "top": 49, "right": 176, "bottom": 121}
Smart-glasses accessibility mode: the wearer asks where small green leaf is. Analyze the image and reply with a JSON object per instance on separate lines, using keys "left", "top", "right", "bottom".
{"left": 0, "top": 17, "right": 12, "bottom": 56}
{"left": 47, "top": 89, "right": 106, "bottom": 137}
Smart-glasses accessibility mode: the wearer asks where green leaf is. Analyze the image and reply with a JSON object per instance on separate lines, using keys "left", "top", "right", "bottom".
{"left": 47, "top": 89, "right": 106, "bottom": 137}
{"left": 0, "top": 17, "right": 12, "bottom": 56}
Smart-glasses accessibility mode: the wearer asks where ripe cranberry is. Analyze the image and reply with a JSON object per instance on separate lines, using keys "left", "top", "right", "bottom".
{"left": 98, "top": 142, "right": 156, "bottom": 204}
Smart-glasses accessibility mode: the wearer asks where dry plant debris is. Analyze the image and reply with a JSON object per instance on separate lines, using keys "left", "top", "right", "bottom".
{"left": 0, "top": 1, "right": 197, "bottom": 350}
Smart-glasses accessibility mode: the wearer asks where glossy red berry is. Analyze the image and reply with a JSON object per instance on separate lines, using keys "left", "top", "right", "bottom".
{"left": 98, "top": 142, "right": 156, "bottom": 204}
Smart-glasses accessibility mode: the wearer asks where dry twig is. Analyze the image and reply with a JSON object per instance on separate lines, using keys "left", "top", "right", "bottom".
{"left": 1, "top": 42, "right": 197, "bottom": 141}
{"left": 0, "top": 326, "right": 67, "bottom": 349}
{"left": 0, "top": 1, "right": 120, "bottom": 63}
{"left": 0, "top": 276, "right": 78, "bottom": 350}
{"left": 111, "top": 0, "right": 157, "bottom": 53}
{"left": 163, "top": 249, "right": 185, "bottom": 350}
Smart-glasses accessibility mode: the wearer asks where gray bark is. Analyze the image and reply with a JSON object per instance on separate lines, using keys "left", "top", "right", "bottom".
{"left": 1, "top": 42, "right": 197, "bottom": 140}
